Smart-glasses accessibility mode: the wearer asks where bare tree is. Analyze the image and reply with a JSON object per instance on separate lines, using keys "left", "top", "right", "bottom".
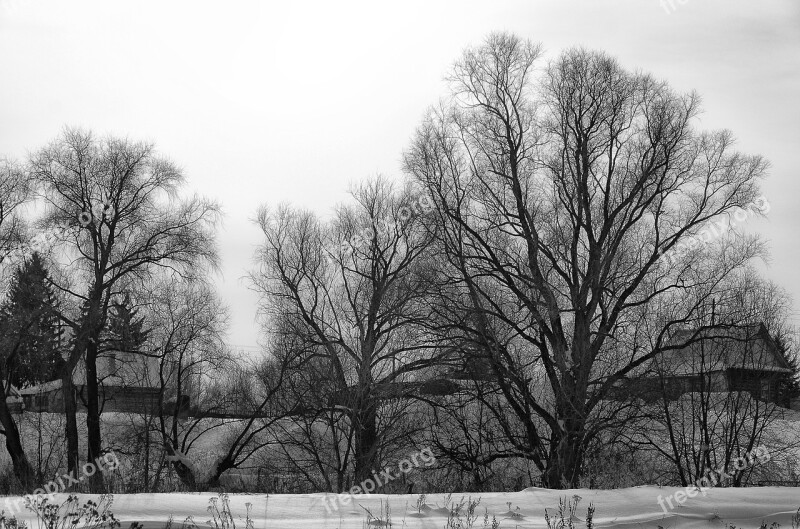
{"left": 263, "top": 322, "right": 357, "bottom": 493}
{"left": 136, "top": 277, "right": 229, "bottom": 490}
{"left": 29, "top": 128, "right": 220, "bottom": 491}
{"left": 629, "top": 273, "right": 800, "bottom": 487}
{"left": 426, "top": 388, "right": 511, "bottom": 492}
{"left": 404, "top": 33, "right": 768, "bottom": 488}
{"left": 198, "top": 331, "right": 311, "bottom": 489}
{"left": 134, "top": 277, "right": 302, "bottom": 491}
{"left": 0, "top": 158, "right": 29, "bottom": 269}
{"left": 0, "top": 156, "right": 36, "bottom": 489}
{"left": 251, "top": 178, "right": 438, "bottom": 487}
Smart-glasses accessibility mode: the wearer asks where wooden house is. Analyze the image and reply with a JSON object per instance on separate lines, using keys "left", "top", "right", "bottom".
{"left": 18, "top": 348, "right": 164, "bottom": 414}
{"left": 615, "top": 324, "right": 794, "bottom": 406}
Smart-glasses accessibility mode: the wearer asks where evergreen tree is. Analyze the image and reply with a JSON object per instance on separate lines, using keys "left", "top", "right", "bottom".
{"left": 106, "top": 293, "right": 148, "bottom": 353}
{"left": 0, "top": 252, "right": 65, "bottom": 388}
{"left": 775, "top": 335, "right": 800, "bottom": 406}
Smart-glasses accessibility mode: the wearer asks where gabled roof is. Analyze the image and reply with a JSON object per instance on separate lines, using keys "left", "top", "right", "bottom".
{"left": 650, "top": 324, "right": 791, "bottom": 377}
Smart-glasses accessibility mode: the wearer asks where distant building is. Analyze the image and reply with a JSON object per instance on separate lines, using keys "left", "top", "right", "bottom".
{"left": 613, "top": 324, "right": 795, "bottom": 406}
{"left": 17, "top": 348, "right": 165, "bottom": 414}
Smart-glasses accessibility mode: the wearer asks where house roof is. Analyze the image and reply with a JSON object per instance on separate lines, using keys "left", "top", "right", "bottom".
{"left": 650, "top": 324, "right": 792, "bottom": 377}
{"left": 17, "top": 379, "right": 63, "bottom": 395}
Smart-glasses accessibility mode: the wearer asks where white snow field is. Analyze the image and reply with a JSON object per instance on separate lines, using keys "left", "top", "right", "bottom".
{"left": 2, "top": 487, "right": 799, "bottom": 528}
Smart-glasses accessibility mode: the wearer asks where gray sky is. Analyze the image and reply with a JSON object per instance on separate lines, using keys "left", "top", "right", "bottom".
{"left": 1, "top": 0, "right": 798, "bottom": 350}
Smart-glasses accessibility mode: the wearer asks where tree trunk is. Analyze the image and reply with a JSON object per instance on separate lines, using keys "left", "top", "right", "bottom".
{"left": 353, "top": 401, "right": 379, "bottom": 486}
{"left": 61, "top": 372, "right": 80, "bottom": 477}
{"left": 206, "top": 456, "right": 234, "bottom": 489}
{"left": 143, "top": 423, "right": 150, "bottom": 491}
{"left": 541, "top": 418, "right": 585, "bottom": 489}
{"left": 0, "top": 384, "right": 35, "bottom": 490}
{"left": 164, "top": 442, "right": 198, "bottom": 489}
{"left": 62, "top": 305, "right": 96, "bottom": 478}
{"left": 85, "top": 337, "right": 105, "bottom": 493}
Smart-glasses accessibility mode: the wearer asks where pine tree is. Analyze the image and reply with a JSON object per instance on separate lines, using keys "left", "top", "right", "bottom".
{"left": 0, "top": 252, "right": 65, "bottom": 388}
{"left": 106, "top": 293, "right": 148, "bottom": 353}
{"left": 775, "top": 335, "right": 800, "bottom": 406}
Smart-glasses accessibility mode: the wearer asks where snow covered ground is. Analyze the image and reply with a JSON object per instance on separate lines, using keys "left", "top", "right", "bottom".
{"left": 3, "top": 487, "right": 799, "bottom": 528}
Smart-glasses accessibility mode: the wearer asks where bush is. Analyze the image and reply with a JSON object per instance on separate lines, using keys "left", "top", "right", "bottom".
{"left": 23, "top": 494, "right": 120, "bottom": 529}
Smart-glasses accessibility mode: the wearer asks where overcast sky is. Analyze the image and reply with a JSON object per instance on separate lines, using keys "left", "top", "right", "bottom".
{"left": 1, "top": 0, "right": 798, "bottom": 350}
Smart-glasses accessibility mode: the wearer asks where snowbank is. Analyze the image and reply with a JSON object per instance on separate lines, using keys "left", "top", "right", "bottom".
{"left": 2, "top": 486, "right": 799, "bottom": 528}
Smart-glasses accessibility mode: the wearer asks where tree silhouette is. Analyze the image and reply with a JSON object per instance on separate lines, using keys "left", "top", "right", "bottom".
{"left": 774, "top": 335, "right": 800, "bottom": 407}
{"left": 0, "top": 252, "right": 65, "bottom": 388}
{"left": 31, "top": 128, "right": 220, "bottom": 487}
